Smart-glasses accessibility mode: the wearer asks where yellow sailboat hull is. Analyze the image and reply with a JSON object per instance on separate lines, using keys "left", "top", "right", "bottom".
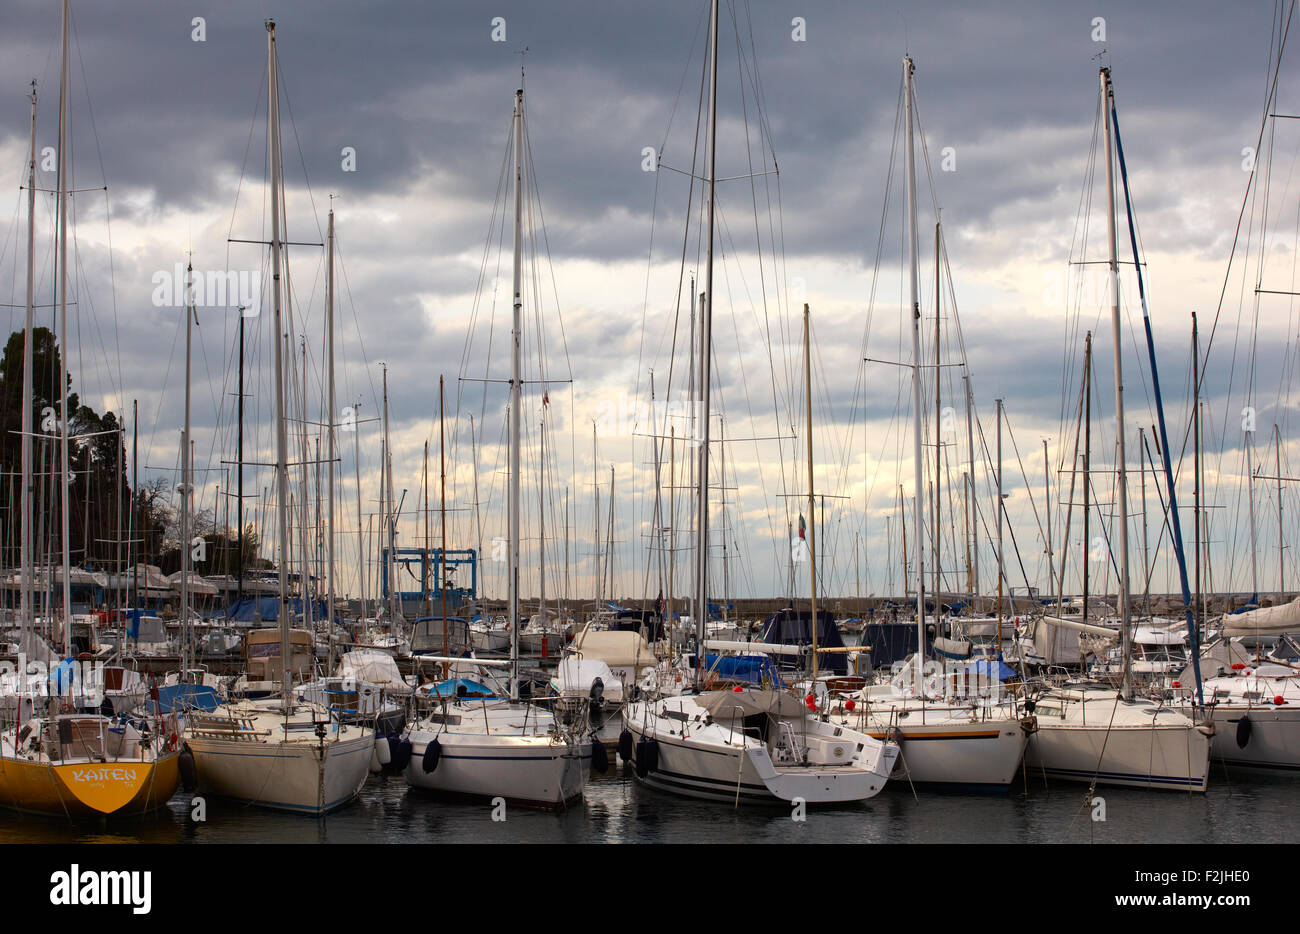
{"left": 0, "top": 752, "right": 181, "bottom": 818}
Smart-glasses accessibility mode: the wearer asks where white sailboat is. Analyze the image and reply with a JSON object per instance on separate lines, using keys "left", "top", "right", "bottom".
{"left": 843, "top": 57, "right": 1028, "bottom": 789}
{"left": 1023, "top": 67, "right": 1209, "bottom": 792}
{"left": 401, "top": 83, "right": 591, "bottom": 810}
{"left": 625, "top": 0, "right": 898, "bottom": 805}
{"left": 183, "top": 20, "right": 373, "bottom": 816}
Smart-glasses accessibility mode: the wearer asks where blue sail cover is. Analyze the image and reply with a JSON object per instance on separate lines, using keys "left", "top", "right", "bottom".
{"left": 156, "top": 683, "right": 223, "bottom": 713}
{"left": 212, "top": 596, "right": 326, "bottom": 623}
{"left": 760, "top": 608, "right": 848, "bottom": 675}
{"left": 703, "top": 654, "right": 786, "bottom": 689}
{"left": 426, "top": 678, "right": 496, "bottom": 698}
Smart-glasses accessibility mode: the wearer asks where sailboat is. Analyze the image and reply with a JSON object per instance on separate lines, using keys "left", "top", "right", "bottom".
{"left": 183, "top": 20, "right": 374, "bottom": 816}
{"left": 623, "top": 0, "right": 898, "bottom": 805}
{"left": 0, "top": 0, "right": 181, "bottom": 817}
{"left": 401, "top": 83, "right": 591, "bottom": 810}
{"left": 845, "top": 57, "right": 1028, "bottom": 789}
{"left": 1023, "top": 66, "right": 1211, "bottom": 792}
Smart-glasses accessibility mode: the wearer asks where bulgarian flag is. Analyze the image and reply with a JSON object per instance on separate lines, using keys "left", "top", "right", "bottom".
{"left": 798, "top": 514, "right": 806, "bottom": 540}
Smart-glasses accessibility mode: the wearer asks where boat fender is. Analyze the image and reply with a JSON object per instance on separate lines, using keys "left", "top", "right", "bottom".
{"left": 888, "top": 727, "right": 905, "bottom": 746}
{"left": 1236, "top": 715, "right": 1252, "bottom": 749}
{"left": 369, "top": 745, "right": 383, "bottom": 774}
{"left": 390, "top": 736, "right": 413, "bottom": 771}
{"left": 590, "top": 677, "right": 605, "bottom": 707}
{"left": 375, "top": 735, "right": 392, "bottom": 766}
{"left": 178, "top": 743, "right": 198, "bottom": 792}
{"left": 422, "top": 737, "right": 442, "bottom": 773}
{"left": 634, "top": 738, "right": 651, "bottom": 777}
{"left": 618, "top": 729, "right": 634, "bottom": 761}
{"left": 590, "top": 737, "right": 610, "bottom": 773}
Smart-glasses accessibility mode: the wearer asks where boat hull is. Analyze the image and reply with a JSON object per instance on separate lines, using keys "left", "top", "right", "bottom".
{"left": 1025, "top": 722, "right": 1210, "bottom": 791}
{"left": 186, "top": 732, "right": 373, "bottom": 815}
{"left": 1204, "top": 704, "right": 1300, "bottom": 771}
{"left": 404, "top": 729, "right": 590, "bottom": 809}
{"left": 0, "top": 752, "right": 180, "bottom": 818}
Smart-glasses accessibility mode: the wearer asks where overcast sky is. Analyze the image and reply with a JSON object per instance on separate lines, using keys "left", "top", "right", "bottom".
{"left": 1, "top": 0, "right": 1297, "bottom": 608}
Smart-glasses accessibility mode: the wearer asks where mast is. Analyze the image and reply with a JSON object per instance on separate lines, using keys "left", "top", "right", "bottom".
{"left": 539, "top": 418, "right": 546, "bottom": 630}
{"left": 353, "top": 401, "right": 365, "bottom": 618}
{"left": 381, "top": 364, "right": 394, "bottom": 620}
{"left": 1246, "top": 422, "right": 1258, "bottom": 601}
{"left": 965, "top": 375, "right": 976, "bottom": 606}
{"left": 996, "top": 399, "right": 1004, "bottom": 652}
{"left": 1193, "top": 313, "right": 1201, "bottom": 637}
{"left": 933, "top": 223, "right": 941, "bottom": 610}
{"left": 1100, "top": 66, "right": 1132, "bottom": 701}
{"left": 131, "top": 400, "right": 138, "bottom": 610}
{"left": 1277, "top": 423, "right": 1284, "bottom": 600}
{"left": 237, "top": 306, "right": 245, "bottom": 600}
{"left": 181, "top": 260, "right": 194, "bottom": 676}
{"left": 1083, "top": 331, "right": 1092, "bottom": 618}
{"left": 326, "top": 207, "right": 337, "bottom": 666}
{"left": 694, "top": 0, "right": 719, "bottom": 685}
{"left": 904, "top": 56, "right": 926, "bottom": 690}
{"left": 470, "top": 414, "right": 482, "bottom": 604}
{"left": 1043, "top": 437, "right": 1054, "bottom": 603}
{"left": 20, "top": 80, "right": 36, "bottom": 638}
{"left": 299, "top": 339, "right": 313, "bottom": 632}
{"left": 804, "top": 304, "right": 819, "bottom": 683}
{"left": 509, "top": 86, "right": 524, "bottom": 702}
{"left": 266, "top": 19, "right": 293, "bottom": 711}
{"left": 56, "top": 0, "right": 73, "bottom": 652}
{"left": 439, "top": 376, "right": 448, "bottom": 667}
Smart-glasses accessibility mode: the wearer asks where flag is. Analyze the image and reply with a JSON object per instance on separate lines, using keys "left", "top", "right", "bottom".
{"left": 798, "top": 514, "right": 806, "bottom": 540}
{"left": 543, "top": 391, "right": 550, "bottom": 406}
{"left": 656, "top": 589, "right": 665, "bottom": 616}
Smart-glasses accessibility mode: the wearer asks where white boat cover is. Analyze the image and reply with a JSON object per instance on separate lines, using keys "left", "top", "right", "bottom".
{"left": 571, "top": 629, "right": 657, "bottom": 669}
{"left": 338, "top": 649, "right": 411, "bottom": 694}
{"left": 1222, "top": 597, "right": 1300, "bottom": 637}
{"left": 551, "top": 657, "right": 623, "bottom": 701}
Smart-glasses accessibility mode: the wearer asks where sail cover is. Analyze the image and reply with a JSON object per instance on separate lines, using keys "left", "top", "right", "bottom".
{"left": 1222, "top": 597, "right": 1300, "bottom": 637}
{"left": 696, "top": 689, "right": 808, "bottom": 720}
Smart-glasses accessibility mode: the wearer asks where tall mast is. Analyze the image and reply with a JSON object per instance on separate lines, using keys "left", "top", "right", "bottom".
{"left": 1100, "top": 66, "right": 1132, "bottom": 700}
{"left": 299, "top": 339, "right": 313, "bottom": 631}
{"left": 181, "top": 260, "right": 194, "bottom": 675}
{"left": 693, "top": 0, "right": 719, "bottom": 685}
{"left": 933, "top": 223, "right": 942, "bottom": 610}
{"left": 353, "top": 401, "right": 365, "bottom": 617}
{"left": 439, "top": 376, "right": 448, "bottom": 665}
{"left": 964, "top": 374, "right": 976, "bottom": 605}
{"left": 996, "top": 399, "right": 1004, "bottom": 651}
{"left": 470, "top": 413, "right": 482, "bottom": 603}
{"left": 1277, "top": 423, "right": 1285, "bottom": 600}
{"left": 266, "top": 19, "right": 293, "bottom": 710}
{"left": 1246, "top": 423, "right": 1258, "bottom": 601}
{"left": 326, "top": 207, "right": 337, "bottom": 665}
{"left": 509, "top": 86, "right": 524, "bottom": 702}
{"left": 56, "top": 0, "right": 73, "bottom": 650}
{"left": 1043, "top": 437, "right": 1054, "bottom": 603}
{"left": 237, "top": 308, "right": 245, "bottom": 600}
{"left": 381, "top": 364, "right": 394, "bottom": 620}
{"left": 1193, "top": 314, "right": 1201, "bottom": 635}
{"left": 20, "top": 80, "right": 37, "bottom": 637}
{"left": 1083, "top": 331, "right": 1092, "bottom": 617}
{"left": 804, "top": 304, "right": 818, "bottom": 683}
{"left": 539, "top": 418, "right": 546, "bottom": 629}
{"left": 904, "top": 56, "right": 926, "bottom": 690}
